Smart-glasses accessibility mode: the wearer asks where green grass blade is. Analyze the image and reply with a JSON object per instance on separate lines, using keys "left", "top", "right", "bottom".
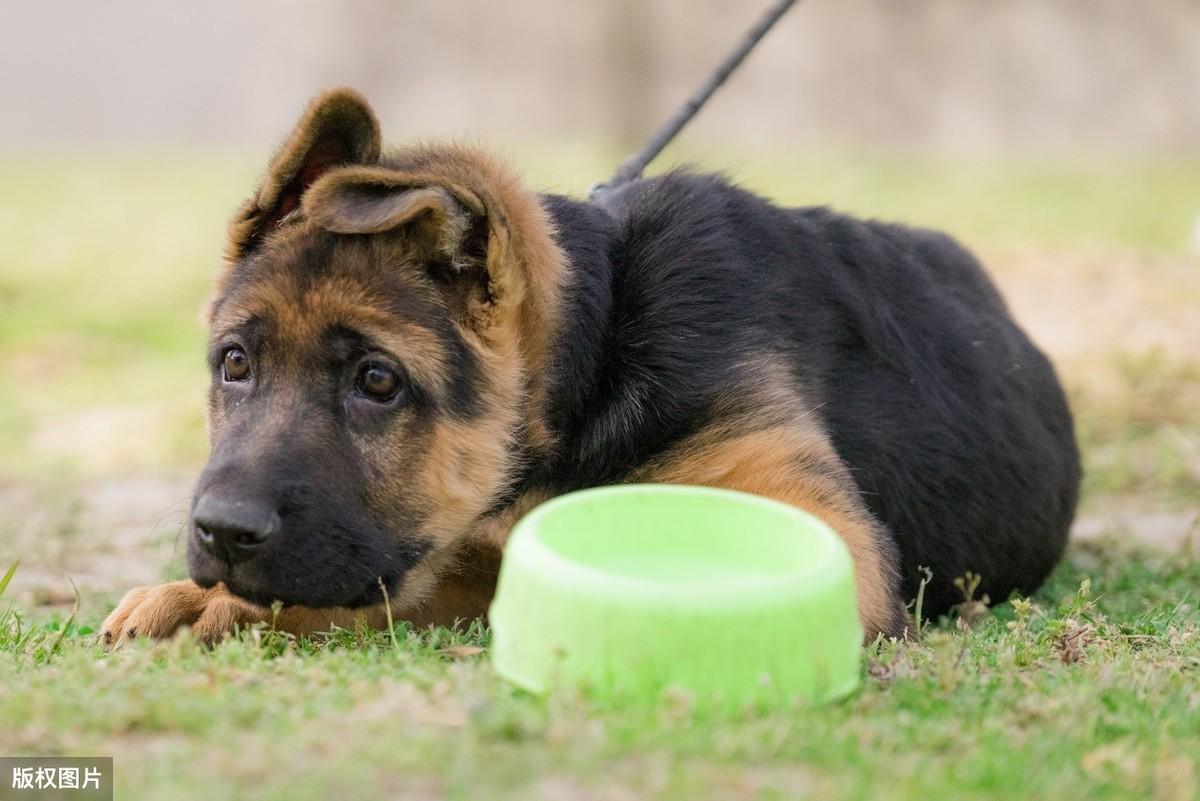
{"left": 48, "top": 576, "right": 81, "bottom": 654}
{"left": 0, "top": 560, "right": 18, "bottom": 600}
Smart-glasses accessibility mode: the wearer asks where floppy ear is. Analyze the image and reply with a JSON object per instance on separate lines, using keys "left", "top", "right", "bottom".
{"left": 225, "top": 88, "right": 382, "bottom": 261}
{"left": 303, "top": 167, "right": 494, "bottom": 326}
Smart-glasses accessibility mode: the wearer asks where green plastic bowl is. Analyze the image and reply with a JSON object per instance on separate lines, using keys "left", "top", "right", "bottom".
{"left": 489, "top": 485, "right": 862, "bottom": 708}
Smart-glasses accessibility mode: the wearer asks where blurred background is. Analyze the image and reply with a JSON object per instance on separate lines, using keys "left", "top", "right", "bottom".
{"left": 1, "top": 0, "right": 1197, "bottom": 605}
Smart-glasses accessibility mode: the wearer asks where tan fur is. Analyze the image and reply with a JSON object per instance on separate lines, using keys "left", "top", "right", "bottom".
{"left": 101, "top": 581, "right": 264, "bottom": 645}
{"left": 100, "top": 581, "right": 400, "bottom": 646}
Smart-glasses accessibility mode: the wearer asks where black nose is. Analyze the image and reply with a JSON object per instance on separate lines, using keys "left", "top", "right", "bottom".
{"left": 192, "top": 494, "right": 281, "bottom": 564}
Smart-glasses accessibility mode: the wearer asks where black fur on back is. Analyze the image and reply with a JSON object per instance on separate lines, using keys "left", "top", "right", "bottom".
{"left": 530, "top": 171, "right": 1080, "bottom": 618}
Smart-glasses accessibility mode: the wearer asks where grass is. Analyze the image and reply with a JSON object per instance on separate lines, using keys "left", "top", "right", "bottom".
{"left": 1, "top": 150, "right": 1198, "bottom": 799}
{"left": 1, "top": 542, "right": 1198, "bottom": 801}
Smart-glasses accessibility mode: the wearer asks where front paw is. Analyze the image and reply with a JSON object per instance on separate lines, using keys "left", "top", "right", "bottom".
{"left": 100, "top": 580, "right": 269, "bottom": 647}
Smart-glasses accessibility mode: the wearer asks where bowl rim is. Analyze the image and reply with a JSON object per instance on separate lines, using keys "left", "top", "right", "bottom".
{"left": 502, "top": 483, "right": 851, "bottom": 606}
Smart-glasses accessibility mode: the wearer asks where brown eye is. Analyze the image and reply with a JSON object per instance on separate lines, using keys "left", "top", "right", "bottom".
{"left": 223, "top": 348, "right": 250, "bottom": 382}
{"left": 356, "top": 362, "right": 402, "bottom": 403}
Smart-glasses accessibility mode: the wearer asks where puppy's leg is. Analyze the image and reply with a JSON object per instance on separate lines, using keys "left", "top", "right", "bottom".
{"left": 102, "top": 548, "right": 503, "bottom": 645}
{"left": 101, "top": 581, "right": 391, "bottom": 647}
{"left": 633, "top": 424, "right": 907, "bottom": 641}
{"left": 101, "top": 581, "right": 266, "bottom": 646}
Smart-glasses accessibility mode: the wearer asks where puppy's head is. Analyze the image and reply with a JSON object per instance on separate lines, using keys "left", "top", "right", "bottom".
{"left": 188, "top": 89, "right": 563, "bottom": 612}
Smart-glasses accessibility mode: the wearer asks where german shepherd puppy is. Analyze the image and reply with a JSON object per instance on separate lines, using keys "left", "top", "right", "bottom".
{"left": 102, "top": 89, "right": 1079, "bottom": 645}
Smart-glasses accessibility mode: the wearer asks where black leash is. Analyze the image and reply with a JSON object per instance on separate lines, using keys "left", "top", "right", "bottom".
{"left": 589, "top": 0, "right": 800, "bottom": 200}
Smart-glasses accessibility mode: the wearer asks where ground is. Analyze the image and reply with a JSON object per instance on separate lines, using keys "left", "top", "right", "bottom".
{"left": 1, "top": 151, "right": 1198, "bottom": 800}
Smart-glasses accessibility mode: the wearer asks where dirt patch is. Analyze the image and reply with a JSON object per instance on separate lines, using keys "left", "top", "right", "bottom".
{"left": 0, "top": 472, "right": 194, "bottom": 609}
{"left": 1073, "top": 501, "right": 1199, "bottom": 555}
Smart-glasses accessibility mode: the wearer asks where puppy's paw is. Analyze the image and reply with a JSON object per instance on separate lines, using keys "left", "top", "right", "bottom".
{"left": 100, "top": 580, "right": 269, "bottom": 647}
